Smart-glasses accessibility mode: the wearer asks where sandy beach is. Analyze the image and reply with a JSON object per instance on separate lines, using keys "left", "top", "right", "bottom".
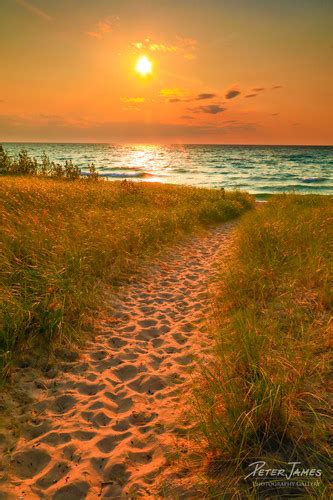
{"left": 2, "top": 222, "right": 236, "bottom": 499}
{"left": 2, "top": 1, "right": 331, "bottom": 495}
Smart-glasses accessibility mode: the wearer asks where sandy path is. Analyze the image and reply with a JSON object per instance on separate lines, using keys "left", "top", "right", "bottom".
{"left": 3, "top": 222, "right": 236, "bottom": 499}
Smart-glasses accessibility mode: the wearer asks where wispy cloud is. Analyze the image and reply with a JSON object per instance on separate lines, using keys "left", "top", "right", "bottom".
{"left": 272, "top": 85, "right": 283, "bottom": 89}
{"left": 15, "top": 0, "right": 51, "bottom": 21}
{"left": 189, "top": 104, "right": 226, "bottom": 114}
{"left": 160, "top": 88, "right": 187, "bottom": 99}
{"left": 196, "top": 93, "right": 216, "bottom": 100}
{"left": 132, "top": 36, "right": 198, "bottom": 60}
{"left": 132, "top": 41, "right": 177, "bottom": 53}
{"left": 252, "top": 87, "right": 265, "bottom": 92}
{"left": 165, "top": 91, "right": 217, "bottom": 103}
{"left": 245, "top": 94, "right": 257, "bottom": 98}
{"left": 87, "top": 16, "right": 119, "bottom": 39}
{"left": 225, "top": 89, "right": 241, "bottom": 99}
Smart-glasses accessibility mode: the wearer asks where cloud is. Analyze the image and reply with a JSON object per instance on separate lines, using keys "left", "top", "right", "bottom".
{"left": 189, "top": 105, "right": 226, "bottom": 115}
{"left": 15, "top": 0, "right": 51, "bottom": 21}
{"left": 180, "top": 115, "right": 195, "bottom": 120}
{"left": 271, "top": 113, "right": 279, "bottom": 116}
{"left": 225, "top": 89, "right": 241, "bottom": 99}
{"left": 132, "top": 36, "right": 198, "bottom": 60}
{"left": 272, "top": 85, "right": 283, "bottom": 89}
{"left": 87, "top": 16, "right": 118, "bottom": 39}
{"left": 121, "top": 97, "right": 145, "bottom": 104}
{"left": 132, "top": 41, "right": 177, "bottom": 52}
{"left": 196, "top": 93, "right": 216, "bottom": 100}
{"left": 166, "top": 92, "right": 217, "bottom": 103}
{"left": 252, "top": 87, "right": 265, "bottom": 92}
{"left": 149, "top": 43, "right": 177, "bottom": 53}
{"left": 200, "top": 105, "right": 226, "bottom": 114}
{"left": 160, "top": 88, "right": 187, "bottom": 99}
{"left": 245, "top": 94, "right": 257, "bottom": 98}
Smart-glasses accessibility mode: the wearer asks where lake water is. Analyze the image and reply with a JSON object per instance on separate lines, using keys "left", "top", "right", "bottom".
{"left": 3, "top": 143, "right": 333, "bottom": 195}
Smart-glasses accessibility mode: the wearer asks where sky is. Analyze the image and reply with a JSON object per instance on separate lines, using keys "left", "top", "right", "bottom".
{"left": 1, "top": 0, "right": 332, "bottom": 144}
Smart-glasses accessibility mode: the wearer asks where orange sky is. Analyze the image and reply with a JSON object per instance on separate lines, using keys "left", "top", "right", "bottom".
{"left": 1, "top": 0, "right": 332, "bottom": 144}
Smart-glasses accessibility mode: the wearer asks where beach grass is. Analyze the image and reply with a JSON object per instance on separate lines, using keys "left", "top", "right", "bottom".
{"left": 194, "top": 194, "right": 332, "bottom": 497}
{"left": 0, "top": 176, "right": 254, "bottom": 380}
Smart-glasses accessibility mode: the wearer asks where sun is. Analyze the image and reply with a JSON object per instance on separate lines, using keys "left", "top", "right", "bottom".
{"left": 135, "top": 55, "right": 153, "bottom": 77}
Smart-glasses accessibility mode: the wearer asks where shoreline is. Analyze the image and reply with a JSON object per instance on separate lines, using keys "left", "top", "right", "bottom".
{"left": 1, "top": 144, "right": 332, "bottom": 196}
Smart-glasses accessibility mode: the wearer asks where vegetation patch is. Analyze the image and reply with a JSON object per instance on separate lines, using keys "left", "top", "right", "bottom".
{"left": 0, "top": 169, "right": 253, "bottom": 380}
{"left": 194, "top": 194, "right": 332, "bottom": 497}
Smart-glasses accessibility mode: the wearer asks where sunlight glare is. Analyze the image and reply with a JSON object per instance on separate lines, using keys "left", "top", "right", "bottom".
{"left": 135, "top": 55, "right": 153, "bottom": 77}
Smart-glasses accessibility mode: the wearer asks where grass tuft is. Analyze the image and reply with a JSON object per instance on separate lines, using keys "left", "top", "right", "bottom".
{"left": 194, "top": 194, "right": 332, "bottom": 497}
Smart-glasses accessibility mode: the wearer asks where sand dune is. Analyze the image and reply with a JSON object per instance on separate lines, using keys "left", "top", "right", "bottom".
{"left": 2, "top": 222, "right": 235, "bottom": 499}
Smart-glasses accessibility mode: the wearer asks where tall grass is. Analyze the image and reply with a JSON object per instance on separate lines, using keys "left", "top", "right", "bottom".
{"left": 194, "top": 194, "right": 332, "bottom": 497}
{"left": 0, "top": 176, "right": 254, "bottom": 379}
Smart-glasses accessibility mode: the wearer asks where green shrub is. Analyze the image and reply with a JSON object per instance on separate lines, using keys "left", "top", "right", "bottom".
{"left": 0, "top": 145, "right": 84, "bottom": 180}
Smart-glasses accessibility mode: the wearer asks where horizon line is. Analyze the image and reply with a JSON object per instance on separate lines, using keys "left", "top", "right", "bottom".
{"left": 1, "top": 141, "right": 333, "bottom": 147}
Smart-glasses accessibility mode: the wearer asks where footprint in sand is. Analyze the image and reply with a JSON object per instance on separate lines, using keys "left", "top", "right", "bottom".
{"left": 40, "top": 432, "right": 72, "bottom": 446}
{"left": 115, "top": 396, "right": 134, "bottom": 413}
{"left": 90, "top": 411, "right": 112, "bottom": 427}
{"left": 75, "top": 382, "right": 105, "bottom": 396}
{"left": 89, "top": 350, "right": 108, "bottom": 361}
{"left": 115, "top": 363, "right": 138, "bottom": 381}
{"left": 138, "top": 319, "right": 157, "bottom": 328}
{"left": 36, "top": 461, "right": 70, "bottom": 489}
{"left": 109, "top": 337, "right": 127, "bottom": 348}
{"left": 23, "top": 420, "right": 52, "bottom": 440}
{"left": 12, "top": 449, "right": 51, "bottom": 479}
{"left": 127, "top": 450, "right": 154, "bottom": 465}
{"left": 112, "top": 419, "right": 131, "bottom": 432}
{"left": 73, "top": 430, "right": 96, "bottom": 441}
{"left": 151, "top": 338, "right": 164, "bottom": 348}
{"left": 96, "top": 432, "right": 131, "bottom": 453}
{"left": 174, "top": 354, "right": 194, "bottom": 365}
{"left": 128, "top": 374, "right": 166, "bottom": 394}
{"left": 52, "top": 481, "right": 90, "bottom": 500}
{"left": 52, "top": 394, "right": 77, "bottom": 414}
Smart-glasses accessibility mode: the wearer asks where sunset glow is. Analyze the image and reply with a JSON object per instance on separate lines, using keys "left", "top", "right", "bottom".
{"left": 0, "top": 1, "right": 332, "bottom": 144}
{"left": 0, "top": 4, "right": 332, "bottom": 497}
{"left": 135, "top": 55, "right": 153, "bottom": 77}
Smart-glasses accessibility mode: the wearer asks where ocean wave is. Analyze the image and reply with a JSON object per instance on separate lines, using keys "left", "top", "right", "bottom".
{"left": 94, "top": 166, "right": 149, "bottom": 171}
{"left": 81, "top": 170, "right": 155, "bottom": 179}
{"left": 301, "top": 177, "right": 327, "bottom": 183}
{"left": 103, "top": 171, "right": 154, "bottom": 179}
